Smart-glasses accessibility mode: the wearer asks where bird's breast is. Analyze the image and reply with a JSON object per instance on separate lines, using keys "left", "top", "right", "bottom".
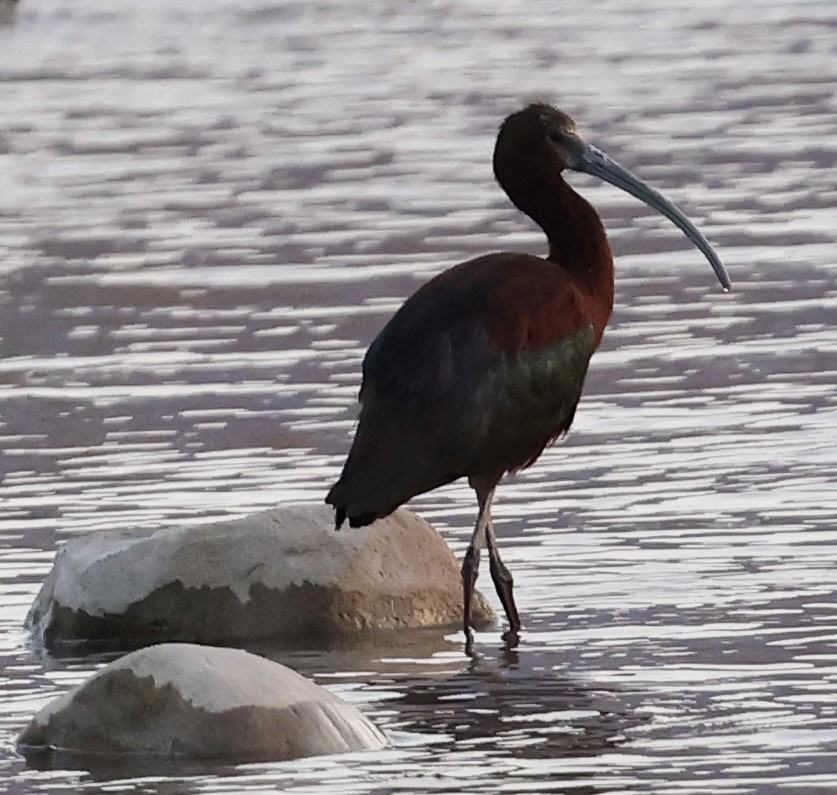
{"left": 464, "top": 324, "right": 596, "bottom": 473}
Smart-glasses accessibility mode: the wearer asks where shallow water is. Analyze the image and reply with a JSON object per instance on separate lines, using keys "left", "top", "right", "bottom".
{"left": 1, "top": 0, "right": 836, "bottom": 792}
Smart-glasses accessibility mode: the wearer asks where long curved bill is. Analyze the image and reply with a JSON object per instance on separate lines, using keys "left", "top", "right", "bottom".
{"left": 576, "top": 143, "right": 731, "bottom": 291}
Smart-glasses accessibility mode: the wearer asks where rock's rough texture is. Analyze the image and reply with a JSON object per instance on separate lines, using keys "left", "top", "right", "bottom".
{"left": 27, "top": 505, "right": 494, "bottom": 646}
{"left": 18, "top": 643, "right": 387, "bottom": 761}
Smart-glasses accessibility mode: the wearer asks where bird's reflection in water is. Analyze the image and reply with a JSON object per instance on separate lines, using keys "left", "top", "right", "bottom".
{"left": 388, "top": 642, "right": 643, "bottom": 760}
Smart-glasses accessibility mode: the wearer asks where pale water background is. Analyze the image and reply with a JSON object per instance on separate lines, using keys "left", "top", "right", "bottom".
{"left": 1, "top": 0, "right": 836, "bottom": 792}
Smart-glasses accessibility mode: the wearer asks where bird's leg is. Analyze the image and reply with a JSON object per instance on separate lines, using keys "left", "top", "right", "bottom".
{"left": 486, "top": 521, "right": 521, "bottom": 647}
{"left": 461, "top": 484, "right": 494, "bottom": 652}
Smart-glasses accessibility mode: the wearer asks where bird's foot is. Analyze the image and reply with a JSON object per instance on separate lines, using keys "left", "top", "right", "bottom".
{"left": 464, "top": 626, "right": 476, "bottom": 656}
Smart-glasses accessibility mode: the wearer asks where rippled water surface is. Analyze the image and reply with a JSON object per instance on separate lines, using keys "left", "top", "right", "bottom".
{"left": 1, "top": 0, "right": 836, "bottom": 792}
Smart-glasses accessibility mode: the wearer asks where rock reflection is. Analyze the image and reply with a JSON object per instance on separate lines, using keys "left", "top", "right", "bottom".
{"left": 260, "top": 626, "right": 465, "bottom": 678}
{"left": 21, "top": 747, "right": 240, "bottom": 787}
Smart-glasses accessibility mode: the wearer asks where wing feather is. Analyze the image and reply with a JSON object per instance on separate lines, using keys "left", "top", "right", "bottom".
{"left": 328, "top": 252, "right": 599, "bottom": 524}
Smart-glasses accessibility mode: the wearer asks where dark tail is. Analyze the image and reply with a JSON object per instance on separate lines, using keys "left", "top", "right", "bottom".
{"left": 325, "top": 405, "right": 432, "bottom": 530}
{"left": 326, "top": 394, "right": 462, "bottom": 530}
{"left": 326, "top": 483, "right": 385, "bottom": 530}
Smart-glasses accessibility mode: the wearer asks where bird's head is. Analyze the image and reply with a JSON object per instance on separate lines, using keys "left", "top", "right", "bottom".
{"left": 494, "top": 103, "right": 731, "bottom": 291}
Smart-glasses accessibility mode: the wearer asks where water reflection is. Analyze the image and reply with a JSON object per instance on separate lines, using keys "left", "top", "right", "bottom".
{"left": 387, "top": 646, "right": 639, "bottom": 761}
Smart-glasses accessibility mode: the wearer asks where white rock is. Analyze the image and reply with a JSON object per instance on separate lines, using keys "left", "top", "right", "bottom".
{"left": 18, "top": 643, "right": 387, "bottom": 760}
{"left": 27, "top": 504, "right": 493, "bottom": 646}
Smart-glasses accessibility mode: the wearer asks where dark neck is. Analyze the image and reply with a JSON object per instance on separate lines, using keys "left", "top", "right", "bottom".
{"left": 505, "top": 170, "right": 615, "bottom": 335}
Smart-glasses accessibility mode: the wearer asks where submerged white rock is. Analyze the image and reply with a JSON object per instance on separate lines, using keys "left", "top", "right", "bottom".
{"left": 27, "top": 504, "right": 493, "bottom": 646}
{"left": 18, "top": 643, "right": 387, "bottom": 760}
